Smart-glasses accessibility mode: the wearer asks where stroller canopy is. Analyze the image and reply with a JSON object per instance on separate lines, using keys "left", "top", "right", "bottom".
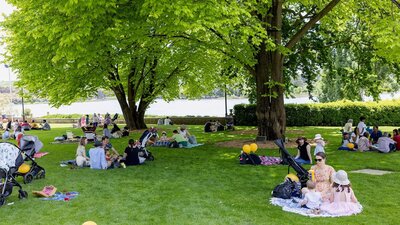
{"left": 20, "top": 135, "right": 44, "bottom": 155}
{"left": 0, "top": 143, "right": 22, "bottom": 171}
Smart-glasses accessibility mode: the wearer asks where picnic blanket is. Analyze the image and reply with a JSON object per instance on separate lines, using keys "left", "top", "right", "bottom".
{"left": 260, "top": 156, "right": 282, "bottom": 166}
{"left": 41, "top": 192, "right": 79, "bottom": 201}
{"left": 270, "top": 197, "right": 362, "bottom": 217}
{"left": 183, "top": 143, "right": 204, "bottom": 148}
{"left": 34, "top": 152, "right": 49, "bottom": 158}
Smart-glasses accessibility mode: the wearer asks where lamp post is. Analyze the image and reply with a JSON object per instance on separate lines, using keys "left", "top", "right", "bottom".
{"left": 5, "top": 64, "right": 13, "bottom": 122}
{"left": 224, "top": 84, "right": 228, "bottom": 117}
{"left": 21, "top": 88, "right": 25, "bottom": 121}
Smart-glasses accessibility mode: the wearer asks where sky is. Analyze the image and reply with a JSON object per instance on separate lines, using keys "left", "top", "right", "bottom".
{"left": 0, "top": 0, "right": 16, "bottom": 81}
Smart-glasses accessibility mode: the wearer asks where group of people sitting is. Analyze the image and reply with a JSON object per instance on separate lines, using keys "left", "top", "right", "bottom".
{"left": 75, "top": 136, "right": 145, "bottom": 169}
{"left": 150, "top": 125, "right": 197, "bottom": 148}
{"left": 1, "top": 119, "right": 50, "bottom": 140}
{"left": 339, "top": 117, "right": 400, "bottom": 153}
{"left": 78, "top": 113, "right": 118, "bottom": 128}
{"left": 297, "top": 153, "right": 361, "bottom": 216}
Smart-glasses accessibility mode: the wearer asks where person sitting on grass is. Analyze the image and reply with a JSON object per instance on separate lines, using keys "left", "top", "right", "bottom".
{"left": 103, "top": 124, "right": 111, "bottom": 138}
{"left": 30, "top": 120, "right": 40, "bottom": 130}
{"left": 154, "top": 131, "right": 170, "bottom": 147}
{"left": 204, "top": 120, "right": 212, "bottom": 133}
{"left": 139, "top": 127, "right": 158, "bottom": 148}
{"left": 357, "top": 132, "right": 371, "bottom": 152}
{"left": 300, "top": 180, "right": 322, "bottom": 214}
{"left": 374, "top": 132, "right": 396, "bottom": 153}
{"left": 169, "top": 130, "right": 188, "bottom": 148}
{"left": 41, "top": 120, "right": 51, "bottom": 130}
{"left": 370, "top": 125, "right": 382, "bottom": 144}
{"left": 2, "top": 128, "right": 10, "bottom": 140}
{"left": 21, "top": 120, "right": 31, "bottom": 131}
{"left": 393, "top": 129, "right": 400, "bottom": 150}
{"left": 320, "top": 170, "right": 361, "bottom": 216}
{"left": 294, "top": 137, "right": 312, "bottom": 165}
{"left": 89, "top": 141, "right": 107, "bottom": 170}
{"left": 338, "top": 132, "right": 353, "bottom": 151}
{"left": 342, "top": 119, "right": 353, "bottom": 134}
{"left": 120, "top": 139, "right": 145, "bottom": 166}
{"left": 179, "top": 125, "right": 197, "bottom": 144}
{"left": 76, "top": 137, "right": 90, "bottom": 167}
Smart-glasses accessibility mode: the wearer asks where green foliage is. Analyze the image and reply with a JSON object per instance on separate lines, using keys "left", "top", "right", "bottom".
{"left": 235, "top": 100, "right": 400, "bottom": 126}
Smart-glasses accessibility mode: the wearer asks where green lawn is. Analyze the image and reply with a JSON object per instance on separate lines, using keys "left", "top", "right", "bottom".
{"left": 1, "top": 125, "right": 399, "bottom": 225}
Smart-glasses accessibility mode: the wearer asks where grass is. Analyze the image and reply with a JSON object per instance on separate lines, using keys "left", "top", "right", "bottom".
{"left": 1, "top": 125, "right": 400, "bottom": 225}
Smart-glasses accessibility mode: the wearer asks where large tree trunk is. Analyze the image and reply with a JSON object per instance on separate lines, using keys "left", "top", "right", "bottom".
{"left": 255, "top": 0, "right": 285, "bottom": 140}
{"left": 113, "top": 87, "right": 147, "bottom": 130}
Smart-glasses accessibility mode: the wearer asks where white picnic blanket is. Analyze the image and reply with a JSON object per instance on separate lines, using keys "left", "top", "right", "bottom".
{"left": 270, "top": 197, "right": 363, "bottom": 217}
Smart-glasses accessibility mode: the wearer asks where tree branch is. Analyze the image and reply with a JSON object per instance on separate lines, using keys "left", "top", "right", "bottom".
{"left": 285, "top": 0, "right": 341, "bottom": 50}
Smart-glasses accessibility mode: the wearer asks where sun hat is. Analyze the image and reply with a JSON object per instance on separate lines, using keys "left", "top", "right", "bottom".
{"left": 314, "top": 134, "right": 323, "bottom": 140}
{"left": 332, "top": 170, "right": 350, "bottom": 185}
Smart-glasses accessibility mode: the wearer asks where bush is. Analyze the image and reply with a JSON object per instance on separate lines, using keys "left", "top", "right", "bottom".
{"left": 234, "top": 100, "right": 400, "bottom": 126}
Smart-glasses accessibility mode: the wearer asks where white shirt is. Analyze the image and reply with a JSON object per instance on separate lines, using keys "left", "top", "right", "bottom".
{"left": 357, "top": 122, "right": 367, "bottom": 135}
{"left": 377, "top": 137, "right": 395, "bottom": 153}
{"left": 303, "top": 191, "right": 322, "bottom": 209}
{"left": 164, "top": 118, "right": 171, "bottom": 125}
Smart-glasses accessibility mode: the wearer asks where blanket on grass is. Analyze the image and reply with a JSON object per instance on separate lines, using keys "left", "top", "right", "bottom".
{"left": 41, "top": 192, "right": 79, "bottom": 201}
{"left": 34, "top": 152, "right": 49, "bottom": 158}
{"left": 183, "top": 143, "right": 204, "bottom": 148}
{"left": 270, "top": 197, "right": 362, "bottom": 217}
{"left": 260, "top": 156, "right": 282, "bottom": 166}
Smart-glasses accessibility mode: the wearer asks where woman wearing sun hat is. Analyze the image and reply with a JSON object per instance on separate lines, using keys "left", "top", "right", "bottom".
{"left": 321, "top": 170, "right": 362, "bottom": 215}
{"left": 309, "top": 152, "right": 335, "bottom": 201}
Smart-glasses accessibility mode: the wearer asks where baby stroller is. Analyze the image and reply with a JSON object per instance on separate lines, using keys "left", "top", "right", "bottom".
{"left": 274, "top": 139, "right": 309, "bottom": 187}
{"left": 138, "top": 129, "right": 157, "bottom": 161}
{"left": 15, "top": 135, "right": 46, "bottom": 184}
{"left": 0, "top": 143, "right": 29, "bottom": 206}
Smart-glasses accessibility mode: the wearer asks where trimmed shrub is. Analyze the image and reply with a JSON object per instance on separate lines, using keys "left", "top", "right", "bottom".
{"left": 234, "top": 100, "right": 400, "bottom": 126}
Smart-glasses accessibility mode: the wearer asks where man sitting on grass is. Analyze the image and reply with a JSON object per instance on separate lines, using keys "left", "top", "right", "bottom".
{"left": 89, "top": 141, "right": 107, "bottom": 170}
{"left": 169, "top": 130, "right": 188, "bottom": 148}
{"left": 374, "top": 132, "right": 396, "bottom": 153}
{"left": 120, "top": 139, "right": 145, "bottom": 166}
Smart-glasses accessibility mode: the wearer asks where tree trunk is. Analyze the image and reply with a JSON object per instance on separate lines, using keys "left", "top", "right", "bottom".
{"left": 254, "top": 0, "right": 285, "bottom": 140}
{"left": 113, "top": 87, "right": 147, "bottom": 130}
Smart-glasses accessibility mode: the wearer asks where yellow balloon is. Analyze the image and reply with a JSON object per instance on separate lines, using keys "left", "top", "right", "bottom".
{"left": 285, "top": 173, "right": 299, "bottom": 182}
{"left": 250, "top": 143, "right": 258, "bottom": 152}
{"left": 347, "top": 143, "right": 355, "bottom": 149}
{"left": 82, "top": 221, "right": 97, "bottom": 225}
{"left": 242, "top": 144, "right": 251, "bottom": 154}
{"left": 18, "top": 163, "right": 30, "bottom": 174}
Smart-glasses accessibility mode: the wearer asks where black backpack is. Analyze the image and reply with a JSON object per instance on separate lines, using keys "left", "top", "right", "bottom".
{"left": 239, "top": 153, "right": 261, "bottom": 165}
{"left": 272, "top": 180, "right": 295, "bottom": 199}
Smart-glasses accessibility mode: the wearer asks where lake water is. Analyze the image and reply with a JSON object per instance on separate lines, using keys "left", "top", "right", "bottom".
{"left": 11, "top": 97, "right": 312, "bottom": 117}
{"left": 10, "top": 92, "right": 399, "bottom": 117}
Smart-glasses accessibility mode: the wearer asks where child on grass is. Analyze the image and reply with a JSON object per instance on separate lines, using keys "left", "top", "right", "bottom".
{"left": 301, "top": 180, "right": 322, "bottom": 214}
{"left": 313, "top": 134, "right": 325, "bottom": 155}
{"left": 320, "top": 170, "right": 362, "bottom": 216}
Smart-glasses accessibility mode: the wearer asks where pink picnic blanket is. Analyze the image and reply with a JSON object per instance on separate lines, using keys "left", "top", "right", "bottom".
{"left": 260, "top": 156, "right": 282, "bottom": 166}
{"left": 34, "top": 152, "right": 49, "bottom": 158}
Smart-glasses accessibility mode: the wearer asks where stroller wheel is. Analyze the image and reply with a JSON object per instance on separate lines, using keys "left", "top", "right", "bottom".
{"left": 23, "top": 173, "right": 34, "bottom": 184}
{"left": 38, "top": 170, "right": 46, "bottom": 179}
{"left": 148, "top": 155, "right": 155, "bottom": 161}
{"left": 18, "top": 190, "right": 28, "bottom": 199}
{"left": 0, "top": 196, "right": 6, "bottom": 206}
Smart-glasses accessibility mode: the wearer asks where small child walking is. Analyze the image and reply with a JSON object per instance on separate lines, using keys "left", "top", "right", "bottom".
{"left": 313, "top": 134, "right": 325, "bottom": 155}
{"left": 301, "top": 180, "right": 322, "bottom": 214}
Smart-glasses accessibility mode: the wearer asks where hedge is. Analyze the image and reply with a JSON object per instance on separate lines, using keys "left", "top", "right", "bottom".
{"left": 234, "top": 100, "right": 400, "bottom": 126}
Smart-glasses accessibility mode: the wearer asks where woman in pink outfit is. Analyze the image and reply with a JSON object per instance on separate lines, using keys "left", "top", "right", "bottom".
{"left": 321, "top": 170, "right": 362, "bottom": 216}
{"left": 309, "top": 152, "right": 335, "bottom": 201}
